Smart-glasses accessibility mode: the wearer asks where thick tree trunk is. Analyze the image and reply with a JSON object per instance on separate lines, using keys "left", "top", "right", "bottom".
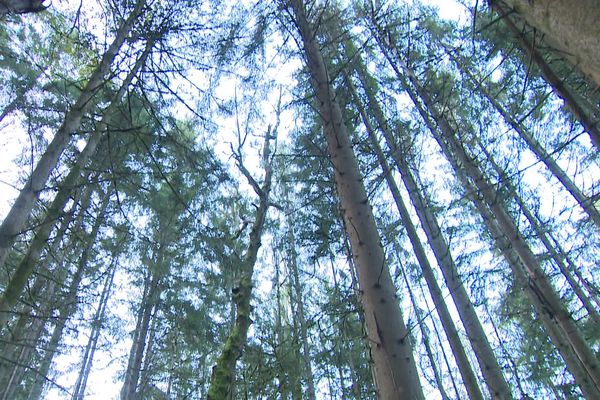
{"left": 490, "top": 2, "right": 600, "bottom": 149}
{"left": 0, "top": 0, "right": 47, "bottom": 15}
{"left": 498, "top": 0, "right": 600, "bottom": 89}
{"left": 0, "top": 0, "right": 145, "bottom": 269}
{"left": 286, "top": 2, "right": 424, "bottom": 399}
{"left": 348, "top": 76, "right": 484, "bottom": 400}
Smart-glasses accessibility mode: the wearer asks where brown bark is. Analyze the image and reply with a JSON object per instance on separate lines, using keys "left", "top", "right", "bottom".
{"left": 286, "top": 2, "right": 424, "bottom": 398}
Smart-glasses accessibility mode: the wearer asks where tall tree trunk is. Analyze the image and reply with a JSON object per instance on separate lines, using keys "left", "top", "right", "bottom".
{"left": 375, "top": 26, "right": 600, "bottom": 396}
{"left": 69, "top": 254, "right": 117, "bottom": 400}
{"left": 0, "top": 0, "right": 145, "bottom": 268}
{"left": 448, "top": 48, "right": 600, "bottom": 227}
{"left": 121, "top": 272, "right": 161, "bottom": 400}
{"left": 478, "top": 143, "right": 600, "bottom": 328}
{"left": 348, "top": 74, "right": 485, "bottom": 400}
{"left": 496, "top": 0, "right": 600, "bottom": 89}
{"left": 207, "top": 131, "right": 274, "bottom": 400}
{"left": 490, "top": 2, "right": 600, "bottom": 149}
{"left": 284, "top": 210, "right": 317, "bottom": 400}
{"left": 285, "top": 2, "right": 424, "bottom": 399}
{"left": 400, "top": 264, "right": 451, "bottom": 400}
{"left": 0, "top": 39, "right": 153, "bottom": 323}
{"left": 24, "top": 190, "right": 110, "bottom": 400}
{"left": 341, "top": 37, "right": 512, "bottom": 399}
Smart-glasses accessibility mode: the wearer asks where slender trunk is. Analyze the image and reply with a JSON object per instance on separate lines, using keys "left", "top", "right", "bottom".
{"left": 0, "top": 40, "right": 153, "bottom": 326}
{"left": 207, "top": 132, "right": 274, "bottom": 400}
{"left": 285, "top": 215, "right": 317, "bottom": 400}
{"left": 69, "top": 256, "right": 117, "bottom": 400}
{"left": 343, "top": 37, "right": 511, "bottom": 398}
{"left": 491, "top": 2, "right": 600, "bottom": 149}
{"left": 121, "top": 273, "right": 160, "bottom": 400}
{"left": 497, "top": 0, "right": 600, "bottom": 89}
{"left": 24, "top": 190, "right": 110, "bottom": 400}
{"left": 400, "top": 265, "right": 451, "bottom": 400}
{"left": 479, "top": 143, "right": 600, "bottom": 328}
{"left": 377, "top": 27, "right": 600, "bottom": 396}
{"left": 0, "top": 0, "right": 145, "bottom": 268}
{"left": 286, "top": 2, "right": 424, "bottom": 398}
{"left": 448, "top": 48, "right": 600, "bottom": 227}
{"left": 349, "top": 74, "right": 484, "bottom": 400}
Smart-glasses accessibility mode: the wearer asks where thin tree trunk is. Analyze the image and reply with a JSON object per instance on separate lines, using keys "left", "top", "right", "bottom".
{"left": 69, "top": 255, "right": 117, "bottom": 400}
{"left": 400, "top": 264, "right": 451, "bottom": 400}
{"left": 284, "top": 212, "right": 317, "bottom": 400}
{"left": 448, "top": 48, "right": 600, "bottom": 227}
{"left": 0, "top": 40, "right": 153, "bottom": 327}
{"left": 376, "top": 27, "right": 600, "bottom": 396}
{"left": 348, "top": 73, "right": 485, "bottom": 400}
{"left": 286, "top": 2, "right": 424, "bottom": 398}
{"left": 24, "top": 190, "right": 110, "bottom": 400}
{"left": 121, "top": 272, "right": 160, "bottom": 400}
{"left": 479, "top": 143, "right": 600, "bottom": 328}
{"left": 0, "top": 0, "right": 145, "bottom": 268}
{"left": 491, "top": 2, "right": 600, "bottom": 149}
{"left": 342, "top": 37, "right": 512, "bottom": 399}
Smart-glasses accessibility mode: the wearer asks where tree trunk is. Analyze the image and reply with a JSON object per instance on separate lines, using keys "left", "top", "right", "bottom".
{"left": 207, "top": 132, "right": 274, "bottom": 400}
{"left": 490, "top": 2, "right": 600, "bottom": 149}
{"left": 69, "top": 255, "right": 117, "bottom": 400}
{"left": 479, "top": 143, "right": 600, "bottom": 328}
{"left": 286, "top": 2, "right": 424, "bottom": 399}
{"left": 497, "top": 0, "right": 600, "bottom": 89}
{"left": 348, "top": 74, "right": 484, "bottom": 400}
{"left": 400, "top": 264, "right": 451, "bottom": 400}
{"left": 448, "top": 48, "right": 600, "bottom": 227}
{"left": 376, "top": 27, "right": 600, "bottom": 396}
{"left": 0, "top": 0, "right": 145, "bottom": 268}
{"left": 24, "top": 189, "right": 109, "bottom": 400}
{"left": 0, "top": 0, "right": 47, "bottom": 15}
{"left": 342, "top": 37, "right": 512, "bottom": 399}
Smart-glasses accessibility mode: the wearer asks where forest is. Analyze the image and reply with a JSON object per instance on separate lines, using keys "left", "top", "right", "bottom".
{"left": 0, "top": 0, "right": 598, "bottom": 399}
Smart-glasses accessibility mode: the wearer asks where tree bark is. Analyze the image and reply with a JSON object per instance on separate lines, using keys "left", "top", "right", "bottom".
{"left": 286, "top": 2, "right": 424, "bottom": 399}
{"left": 497, "top": 0, "right": 600, "bottom": 89}
{"left": 491, "top": 2, "right": 600, "bottom": 149}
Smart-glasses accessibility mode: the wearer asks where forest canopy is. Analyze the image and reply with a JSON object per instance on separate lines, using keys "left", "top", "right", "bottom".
{"left": 0, "top": 0, "right": 598, "bottom": 399}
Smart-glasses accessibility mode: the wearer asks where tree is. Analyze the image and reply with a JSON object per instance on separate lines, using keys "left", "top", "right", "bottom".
{"left": 282, "top": 1, "right": 424, "bottom": 398}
